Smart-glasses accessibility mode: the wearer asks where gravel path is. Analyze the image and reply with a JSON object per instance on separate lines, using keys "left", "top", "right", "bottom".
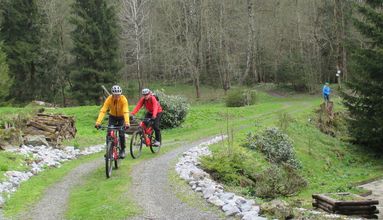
{"left": 360, "top": 179, "right": 383, "bottom": 219}
{"left": 16, "top": 158, "right": 103, "bottom": 220}
{"left": 129, "top": 137, "right": 226, "bottom": 220}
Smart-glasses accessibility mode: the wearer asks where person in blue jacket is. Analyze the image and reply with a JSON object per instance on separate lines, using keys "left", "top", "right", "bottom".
{"left": 323, "top": 82, "right": 331, "bottom": 103}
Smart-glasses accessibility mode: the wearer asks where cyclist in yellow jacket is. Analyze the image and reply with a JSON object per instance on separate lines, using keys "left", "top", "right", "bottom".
{"left": 95, "top": 85, "right": 130, "bottom": 158}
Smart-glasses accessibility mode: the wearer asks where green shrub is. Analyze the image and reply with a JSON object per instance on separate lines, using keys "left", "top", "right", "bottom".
{"left": 243, "top": 127, "right": 301, "bottom": 169}
{"left": 225, "top": 89, "right": 257, "bottom": 107}
{"left": 154, "top": 90, "right": 189, "bottom": 129}
{"left": 200, "top": 147, "right": 257, "bottom": 188}
{"left": 254, "top": 164, "right": 307, "bottom": 198}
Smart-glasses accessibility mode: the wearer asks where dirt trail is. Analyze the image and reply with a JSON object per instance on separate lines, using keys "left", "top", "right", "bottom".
{"left": 16, "top": 158, "right": 103, "bottom": 220}
{"left": 128, "top": 137, "right": 226, "bottom": 220}
{"left": 360, "top": 179, "right": 383, "bottom": 219}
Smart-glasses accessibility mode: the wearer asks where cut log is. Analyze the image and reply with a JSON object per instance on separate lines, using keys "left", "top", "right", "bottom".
{"left": 312, "top": 194, "right": 336, "bottom": 206}
{"left": 337, "top": 205, "right": 377, "bottom": 211}
{"left": 23, "top": 113, "right": 76, "bottom": 146}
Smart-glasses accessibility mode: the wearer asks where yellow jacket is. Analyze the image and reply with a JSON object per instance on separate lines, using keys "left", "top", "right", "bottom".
{"left": 96, "top": 95, "right": 130, "bottom": 125}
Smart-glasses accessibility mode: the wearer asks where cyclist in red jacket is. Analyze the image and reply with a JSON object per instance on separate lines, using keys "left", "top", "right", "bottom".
{"left": 131, "top": 88, "right": 163, "bottom": 146}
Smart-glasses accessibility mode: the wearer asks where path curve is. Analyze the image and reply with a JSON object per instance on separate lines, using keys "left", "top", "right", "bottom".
{"left": 360, "top": 179, "right": 383, "bottom": 219}
{"left": 129, "top": 137, "right": 225, "bottom": 220}
{"left": 17, "top": 158, "right": 103, "bottom": 220}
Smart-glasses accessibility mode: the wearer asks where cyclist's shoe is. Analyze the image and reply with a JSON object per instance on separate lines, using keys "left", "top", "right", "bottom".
{"left": 153, "top": 141, "right": 161, "bottom": 147}
{"left": 119, "top": 149, "right": 126, "bottom": 159}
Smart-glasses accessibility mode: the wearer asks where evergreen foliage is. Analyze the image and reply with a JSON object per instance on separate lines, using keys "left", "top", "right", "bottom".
{"left": 0, "top": 0, "right": 42, "bottom": 103}
{"left": 342, "top": 1, "right": 383, "bottom": 150}
{"left": 0, "top": 43, "right": 11, "bottom": 103}
{"left": 70, "top": 0, "right": 121, "bottom": 105}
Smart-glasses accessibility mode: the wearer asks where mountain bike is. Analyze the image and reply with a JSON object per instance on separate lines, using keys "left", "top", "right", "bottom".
{"left": 97, "top": 125, "right": 124, "bottom": 178}
{"left": 129, "top": 117, "right": 160, "bottom": 159}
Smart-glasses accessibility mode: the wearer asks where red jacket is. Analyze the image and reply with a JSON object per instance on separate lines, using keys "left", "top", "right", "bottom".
{"left": 131, "top": 95, "right": 163, "bottom": 117}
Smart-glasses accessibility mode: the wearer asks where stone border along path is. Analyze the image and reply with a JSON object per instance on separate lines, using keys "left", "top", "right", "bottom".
{"left": 174, "top": 137, "right": 367, "bottom": 220}
{"left": 175, "top": 136, "right": 266, "bottom": 220}
{"left": 0, "top": 144, "right": 104, "bottom": 212}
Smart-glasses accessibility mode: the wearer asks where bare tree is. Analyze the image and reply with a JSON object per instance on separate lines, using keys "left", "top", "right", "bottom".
{"left": 120, "top": 0, "right": 149, "bottom": 95}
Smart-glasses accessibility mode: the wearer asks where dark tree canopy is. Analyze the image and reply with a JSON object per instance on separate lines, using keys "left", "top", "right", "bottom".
{"left": 70, "top": 0, "right": 121, "bottom": 105}
{"left": 0, "top": 0, "right": 42, "bottom": 103}
{"left": 342, "top": 1, "right": 383, "bottom": 150}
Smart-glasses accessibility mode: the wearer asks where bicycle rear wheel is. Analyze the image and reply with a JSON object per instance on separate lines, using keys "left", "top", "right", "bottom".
{"left": 149, "top": 132, "right": 160, "bottom": 154}
{"left": 130, "top": 130, "right": 143, "bottom": 159}
{"left": 105, "top": 141, "right": 114, "bottom": 178}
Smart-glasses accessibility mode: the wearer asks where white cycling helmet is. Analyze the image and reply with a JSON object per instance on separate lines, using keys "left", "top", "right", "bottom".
{"left": 111, "top": 85, "right": 122, "bottom": 95}
{"left": 142, "top": 88, "right": 151, "bottom": 95}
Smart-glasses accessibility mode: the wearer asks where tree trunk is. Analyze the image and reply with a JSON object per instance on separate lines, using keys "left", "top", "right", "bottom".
{"left": 242, "top": 0, "right": 255, "bottom": 85}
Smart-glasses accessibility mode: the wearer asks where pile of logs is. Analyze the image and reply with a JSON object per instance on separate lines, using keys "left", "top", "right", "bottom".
{"left": 23, "top": 113, "right": 77, "bottom": 146}
{"left": 313, "top": 193, "right": 379, "bottom": 219}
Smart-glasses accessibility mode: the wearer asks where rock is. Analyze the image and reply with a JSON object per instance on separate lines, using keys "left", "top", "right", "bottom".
{"left": 207, "top": 196, "right": 225, "bottom": 207}
{"left": 0, "top": 127, "right": 23, "bottom": 150}
{"left": 220, "top": 192, "right": 235, "bottom": 201}
{"left": 203, "top": 185, "right": 216, "bottom": 199}
{"left": 239, "top": 203, "right": 253, "bottom": 212}
{"left": 260, "top": 199, "right": 292, "bottom": 220}
{"left": 222, "top": 204, "right": 240, "bottom": 216}
{"left": 242, "top": 211, "right": 267, "bottom": 220}
{"left": 24, "top": 135, "right": 49, "bottom": 147}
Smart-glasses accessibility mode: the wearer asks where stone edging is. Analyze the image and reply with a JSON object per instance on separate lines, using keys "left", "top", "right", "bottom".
{"left": 0, "top": 144, "right": 104, "bottom": 207}
{"left": 175, "top": 136, "right": 266, "bottom": 220}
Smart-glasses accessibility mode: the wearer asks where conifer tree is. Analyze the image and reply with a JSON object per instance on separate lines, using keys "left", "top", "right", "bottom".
{"left": 0, "top": 43, "right": 11, "bottom": 103}
{"left": 0, "top": 0, "right": 42, "bottom": 103}
{"left": 70, "top": 0, "right": 121, "bottom": 105}
{"left": 342, "top": 1, "right": 383, "bottom": 150}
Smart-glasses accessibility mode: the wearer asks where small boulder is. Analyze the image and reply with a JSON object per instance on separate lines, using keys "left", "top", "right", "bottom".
{"left": 24, "top": 135, "right": 49, "bottom": 147}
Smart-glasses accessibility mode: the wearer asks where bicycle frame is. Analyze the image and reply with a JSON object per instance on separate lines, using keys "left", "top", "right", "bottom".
{"left": 130, "top": 118, "right": 160, "bottom": 159}
{"left": 107, "top": 129, "right": 119, "bottom": 160}
{"left": 98, "top": 125, "right": 124, "bottom": 178}
{"left": 138, "top": 119, "right": 154, "bottom": 146}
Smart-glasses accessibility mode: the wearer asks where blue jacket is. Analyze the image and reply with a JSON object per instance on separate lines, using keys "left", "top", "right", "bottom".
{"left": 323, "top": 85, "right": 331, "bottom": 96}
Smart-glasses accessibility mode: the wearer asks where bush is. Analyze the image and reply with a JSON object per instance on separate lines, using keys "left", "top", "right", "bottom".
{"left": 225, "top": 89, "right": 257, "bottom": 107}
{"left": 243, "top": 127, "right": 301, "bottom": 169}
{"left": 200, "top": 147, "right": 257, "bottom": 188}
{"left": 254, "top": 164, "right": 307, "bottom": 198}
{"left": 154, "top": 90, "right": 189, "bottom": 129}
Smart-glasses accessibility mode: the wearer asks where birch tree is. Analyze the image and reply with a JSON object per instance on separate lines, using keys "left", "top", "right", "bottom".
{"left": 120, "top": 0, "right": 149, "bottom": 95}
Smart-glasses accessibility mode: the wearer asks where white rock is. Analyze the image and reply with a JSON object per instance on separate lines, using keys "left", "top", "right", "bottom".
{"left": 207, "top": 196, "right": 225, "bottom": 207}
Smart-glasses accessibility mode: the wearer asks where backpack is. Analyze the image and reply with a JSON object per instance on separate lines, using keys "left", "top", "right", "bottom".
{"left": 153, "top": 94, "right": 159, "bottom": 102}
{"left": 144, "top": 94, "right": 160, "bottom": 104}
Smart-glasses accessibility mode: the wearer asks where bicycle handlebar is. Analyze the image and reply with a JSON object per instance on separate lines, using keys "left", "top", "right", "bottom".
{"left": 96, "top": 125, "right": 126, "bottom": 131}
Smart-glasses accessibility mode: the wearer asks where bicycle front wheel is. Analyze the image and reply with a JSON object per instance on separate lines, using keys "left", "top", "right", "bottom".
{"left": 114, "top": 146, "right": 120, "bottom": 169}
{"left": 105, "top": 141, "right": 114, "bottom": 178}
{"left": 130, "top": 130, "right": 143, "bottom": 159}
{"left": 150, "top": 132, "right": 161, "bottom": 154}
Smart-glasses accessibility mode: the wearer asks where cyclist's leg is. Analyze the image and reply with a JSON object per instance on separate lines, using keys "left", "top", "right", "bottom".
{"left": 153, "top": 112, "right": 162, "bottom": 143}
{"left": 117, "top": 118, "right": 125, "bottom": 149}
{"left": 145, "top": 112, "right": 152, "bottom": 119}
{"left": 107, "top": 115, "right": 118, "bottom": 143}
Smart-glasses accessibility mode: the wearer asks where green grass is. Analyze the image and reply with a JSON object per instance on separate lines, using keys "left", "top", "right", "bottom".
{"left": 0, "top": 152, "right": 29, "bottom": 181}
{"left": 1, "top": 84, "right": 383, "bottom": 218}
{"left": 66, "top": 164, "right": 140, "bottom": 219}
{"left": 3, "top": 153, "right": 100, "bottom": 217}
